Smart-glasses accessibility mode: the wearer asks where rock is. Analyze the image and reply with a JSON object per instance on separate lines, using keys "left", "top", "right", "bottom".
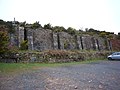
{"left": 74, "top": 86, "right": 78, "bottom": 89}
{"left": 99, "top": 85, "right": 103, "bottom": 88}
{"left": 88, "top": 80, "right": 92, "bottom": 83}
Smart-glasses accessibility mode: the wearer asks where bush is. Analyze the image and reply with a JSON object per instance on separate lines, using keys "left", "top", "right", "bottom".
{"left": 20, "top": 40, "right": 28, "bottom": 50}
{"left": 0, "top": 28, "right": 9, "bottom": 54}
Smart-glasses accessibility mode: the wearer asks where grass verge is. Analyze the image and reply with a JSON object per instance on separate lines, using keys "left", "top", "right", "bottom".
{"left": 0, "top": 59, "right": 107, "bottom": 75}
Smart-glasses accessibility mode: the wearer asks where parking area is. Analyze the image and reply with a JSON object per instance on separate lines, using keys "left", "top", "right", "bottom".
{"left": 0, "top": 60, "right": 120, "bottom": 90}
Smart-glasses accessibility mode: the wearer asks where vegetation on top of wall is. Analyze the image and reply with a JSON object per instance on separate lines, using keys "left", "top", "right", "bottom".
{"left": 20, "top": 21, "right": 26, "bottom": 27}
{"left": 0, "top": 19, "right": 16, "bottom": 33}
{"left": 66, "top": 27, "right": 77, "bottom": 35}
{"left": 31, "top": 21, "right": 42, "bottom": 29}
{"left": 116, "top": 32, "right": 120, "bottom": 39}
{"left": 52, "top": 26, "right": 66, "bottom": 32}
{"left": 43, "top": 23, "right": 53, "bottom": 30}
{"left": 0, "top": 19, "right": 116, "bottom": 37}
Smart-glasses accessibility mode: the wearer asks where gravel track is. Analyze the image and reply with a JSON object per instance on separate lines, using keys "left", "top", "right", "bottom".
{"left": 0, "top": 60, "right": 120, "bottom": 90}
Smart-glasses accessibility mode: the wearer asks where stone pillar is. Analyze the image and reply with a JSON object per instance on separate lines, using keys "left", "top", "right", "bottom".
{"left": 13, "top": 26, "right": 19, "bottom": 46}
{"left": 28, "top": 36, "right": 34, "bottom": 50}
{"left": 91, "top": 37, "right": 96, "bottom": 50}
{"left": 52, "top": 32, "right": 59, "bottom": 49}
{"left": 108, "top": 40, "right": 112, "bottom": 51}
{"left": 27, "top": 29, "right": 34, "bottom": 50}
{"left": 75, "top": 35, "right": 82, "bottom": 50}
{"left": 105, "top": 38, "right": 110, "bottom": 50}
{"left": 96, "top": 39, "right": 100, "bottom": 51}
{"left": 18, "top": 27, "right": 24, "bottom": 48}
{"left": 9, "top": 33, "right": 17, "bottom": 46}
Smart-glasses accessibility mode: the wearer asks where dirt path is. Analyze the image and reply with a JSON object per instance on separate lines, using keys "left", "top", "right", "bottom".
{"left": 1, "top": 61, "right": 120, "bottom": 90}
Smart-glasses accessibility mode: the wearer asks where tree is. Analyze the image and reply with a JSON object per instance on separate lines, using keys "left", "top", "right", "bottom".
{"left": 86, "top": 28, "right": 100, "bottom": 35}
{"left": 6, "top": 21, "right": 15, "bottom": 33}
{"left": 0, "top": 27, "right": 9, "bottom": 54}
{"left": 53, "top": 26, "right": 66, "bottom": 32}
{"left": 43, "top": 23, "right": 52, "bottom": 30}
{"left": 117, "top": 32, "right": 120, "bottom": 39}
{"left": 107, "top": 34, "right": 113, "bottom": 39}
{"left": 0, "top": 20, "right": 16, "bottom": 34}
{"left": 99, "top": 31, "right": 107, "bottom": 38}
{"left": 20, "top": 21, "right": 26, "bottom": 27}
{"left": 0, "top": 19, "right": 6, "bottom": 25}
{"left": 32, "top": 21, "right": 42, "bottom": 29}
{"left": 85, "top": 28, "right": 89, "bottom": 32}
{"left": 67, "top": 27, "right": 76, "bottom": 35}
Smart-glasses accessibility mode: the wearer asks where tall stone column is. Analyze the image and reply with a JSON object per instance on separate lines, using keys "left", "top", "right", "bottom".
{"left": 27, "top": 29, "right": 34, "bottom": 50}
{"left": 75, "top": 35, "right": 82, "bottom": 50}
{"left": 91, "top": 37, "right": 97, "bottom": 50}
{"left": 18, "top": 27, "right": 24, "bottom": 48}
{"left": 105, "top": 37, "right": 111, "bottom": 50}
{"left": 108, "top": 40, "right": 112, "bottom": 51}
{"left": 52, "top": 32, "right": 59, "bottom": 49}
{"left": 27, "top": 36, "right": 33, "bottom": 50}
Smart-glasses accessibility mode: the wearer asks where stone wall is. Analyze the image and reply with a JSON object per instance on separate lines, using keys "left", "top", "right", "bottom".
{"left": 10, "top": 27, "right": 112, "bottom": 51}
{"left": 58, "top": 32, "right": 77, "bottom": 50}
{"left": 9, "top": 26, "right": 19, "bottom": 46}
{"left": 27, "top": 29, "right": 34, "bottom": 50}
{"left": 34, "top": 29, "right": 53, "bottom": 51}
{"left": 0, "top": 51, "right": 111, "bottom": 63}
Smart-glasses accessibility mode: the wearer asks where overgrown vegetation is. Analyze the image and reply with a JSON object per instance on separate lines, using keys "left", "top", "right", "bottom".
{"left": 0, "top": 19, "right": 117, "bottom": 39}
{"left": 0, "top": 19, "right": 18, "bottom": 33}
{"left": 42, "top": 50, "right": 110, "bottom": 61}
{"left": 31, "top": 21, "right": 42, "bottom": 29}
{"left": 0, "top": 26, "right": 9, "bottom": 54}
{"left": 20, "top": 40, "right": 28, "bottom": 50}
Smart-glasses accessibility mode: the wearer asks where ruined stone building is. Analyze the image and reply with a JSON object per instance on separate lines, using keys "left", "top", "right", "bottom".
{"left": 9, "top": 24, "right": 112, "bottom": 51}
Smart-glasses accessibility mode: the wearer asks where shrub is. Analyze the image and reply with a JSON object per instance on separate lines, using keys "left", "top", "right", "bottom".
{"left": 0, "top": 28, "right": 9, "bottom": 54}
{"left": 20, "top": 40, "right": 28, "bottom": 50}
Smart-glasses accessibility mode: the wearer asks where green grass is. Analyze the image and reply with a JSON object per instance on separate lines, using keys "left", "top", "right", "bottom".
{"left": 0, "top": 59, "right": 106, "bottom": 74}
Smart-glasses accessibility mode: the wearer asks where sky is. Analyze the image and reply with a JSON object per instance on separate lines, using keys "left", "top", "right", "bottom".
{"left": 0, "top": 0, "right": 120, "bottom": 34}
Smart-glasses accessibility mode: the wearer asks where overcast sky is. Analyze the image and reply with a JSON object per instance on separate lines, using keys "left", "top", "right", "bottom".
{"left": 0, "top": 0, "right": 120, "bottom": 34}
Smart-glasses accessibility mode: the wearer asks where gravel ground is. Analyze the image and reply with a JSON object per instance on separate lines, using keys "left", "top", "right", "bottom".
{"left": 0, "top": 60, "right": 120, "bottom": 90}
